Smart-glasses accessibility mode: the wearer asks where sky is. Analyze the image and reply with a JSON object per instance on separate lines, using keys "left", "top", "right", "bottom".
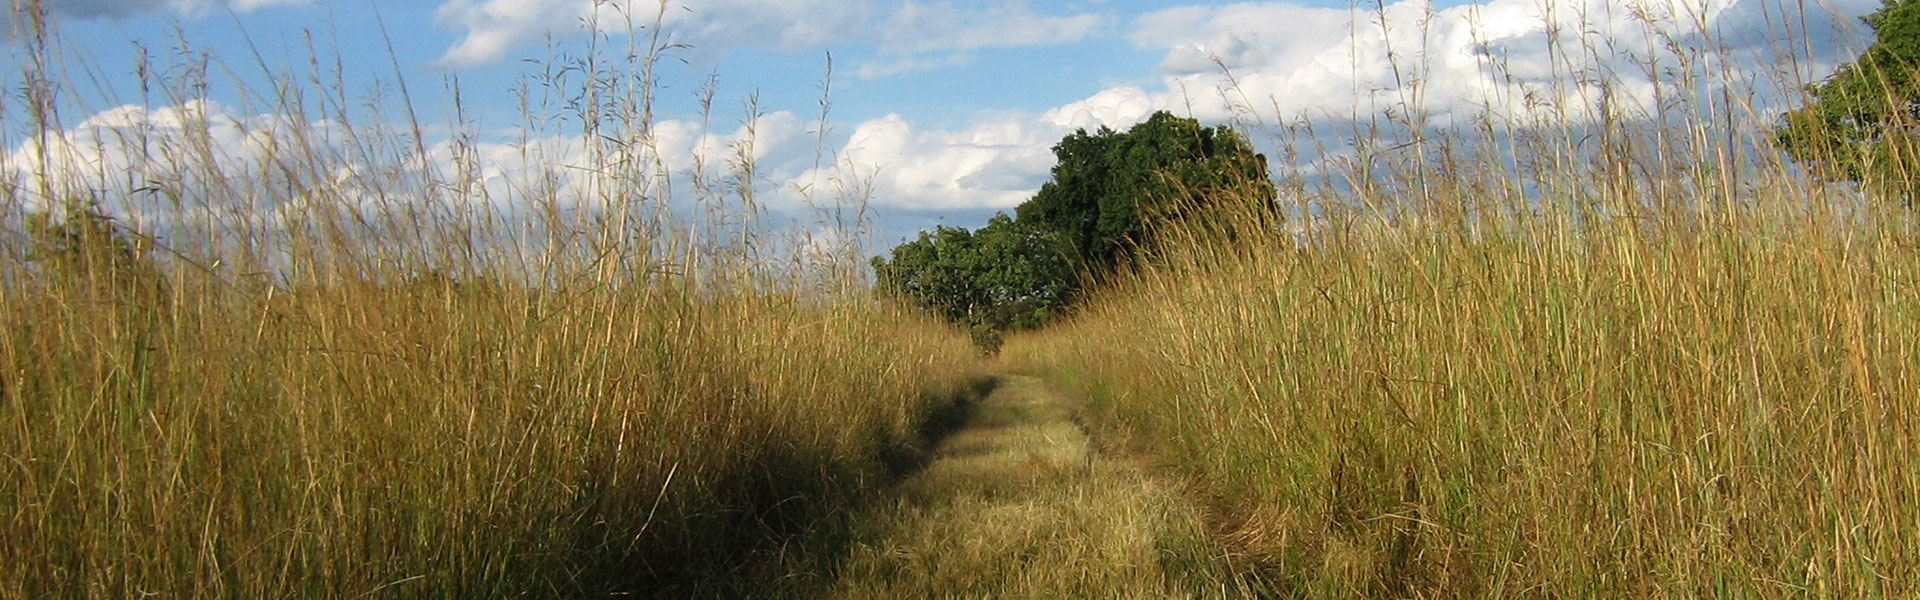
{"left": 0, "top": 0, "right": 1887, "bottom": 248}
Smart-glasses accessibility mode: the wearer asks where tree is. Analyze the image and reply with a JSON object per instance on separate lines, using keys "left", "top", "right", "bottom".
{"left": 871, "top": 214, "right": 1074, "bottom": 342}
{"left": 1775, "top": 0, "right": 1920, "bottom": 202}
{"left": 967, "top": 214, "right": 1075, "bottom": 330}
{"left": 873, "top": 112, "right": 1275, "bottom": 340}
{"left": 1017, "top": 111, "right": 1273, "bottom": 271}
{"left": 872, "top": 224, "right": 986, "bottom": 326}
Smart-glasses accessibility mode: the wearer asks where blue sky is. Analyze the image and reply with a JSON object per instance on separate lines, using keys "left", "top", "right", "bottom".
{"left": 2, "top": 0, "right": 1885, "bottom": 246}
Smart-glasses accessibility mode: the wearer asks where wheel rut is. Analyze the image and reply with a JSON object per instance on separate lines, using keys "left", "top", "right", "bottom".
{"left": 822, "top": 375, "right": 1229, "bottom": 598}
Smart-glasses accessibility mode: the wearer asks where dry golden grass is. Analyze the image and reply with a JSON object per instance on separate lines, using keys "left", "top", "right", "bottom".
{"left": 828, "top": 376, "right": 1235, "bottom": 599}
{"left": 1, "top": 272, "right": 981, "bottom": 597}
{"left": 1010, "top": 204, "right": 1920, "bottom": 597}
{"left": 11, "top": 0, "right": 1920, "bottom": 597}
{"left": 1004, "top": 5, "right": 1920, "bottom": 597}
{"left": 0, "top": 3, "right": 981, "bottom": 596}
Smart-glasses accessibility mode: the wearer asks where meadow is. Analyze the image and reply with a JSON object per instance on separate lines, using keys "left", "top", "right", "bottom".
{"left": 0, "top": 5, "right": 979, "bottom": 596}
{"left": 1003, "top": 9, "right": 1920, "bottom": 597}
{"left": 6, "top": 0, "right": 1920, "bottom": 597}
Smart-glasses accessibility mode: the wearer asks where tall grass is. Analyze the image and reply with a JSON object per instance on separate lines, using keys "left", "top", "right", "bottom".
{"left": 1006, "top": 3, "right": 1920, "bottom": 597}
{"left": 0, "top": 1, "right": 978, "bottom": 596}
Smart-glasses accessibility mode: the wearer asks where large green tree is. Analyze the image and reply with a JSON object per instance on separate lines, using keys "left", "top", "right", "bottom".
{"left": 1776, "top": 0, "right": 1920, "bottom": 201}
{"left": 871, "top": 213, "right": 1073, "bottom": 333}
{"left": 872, "top": 224, "right": 985, "bottom": 326}
{"left": 1018, "top": 111, "right": 1273, "bottom": 270}
{"left": 874, "top": 112, "right": 1274, "bottom": 340}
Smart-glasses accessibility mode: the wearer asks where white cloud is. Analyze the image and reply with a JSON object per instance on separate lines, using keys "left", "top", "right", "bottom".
{"left": 1132, "top": 3, "right": 1352, "bottom": 76}
{"left": 796, "top": 113, "right": 1058, "bottom": 212}
{"left": 428, "top": 0, "right": 609, "bottom": 69}
{"left": 183, "top": 0, "right": 304, "bottom": 13}
{"left": 811, "top": 0, "right": 1888, "bottom": 220}
{"left": 1, "top": 99, "right": 374, "bottom": 244}
{"left": 2, "top": 98, "right": 806, "bottom": 244}
{"left": 1043, "top": 86, "right": 1158, "bottom": 131}
{"left": 1120, "top": 0, "right": 1882, "bottom": 126}
{"left": 429, "top": 0, "right": 1104, "bottom": 75}
{"left": 2, "top": 95, "right": 1052, "bottom": 254}
{"left": 13, "top": 0, "right": 1890, "bottom": 245}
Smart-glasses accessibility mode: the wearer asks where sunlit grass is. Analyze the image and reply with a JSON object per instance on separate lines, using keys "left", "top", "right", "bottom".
{"left": 0, "top": 1, "right": 979, "bottom": 596}
{"left": 1005, "top": 3, "right": 1920, "bottom": 597}
{"left": 1013, "top": 202, "right": 1920, "bottom": 596}
{"left": 829, "top": 376, "right": 1234, "bottom": 599}
{"left": 3, "top": 275, "right": 979, "bottom": 596}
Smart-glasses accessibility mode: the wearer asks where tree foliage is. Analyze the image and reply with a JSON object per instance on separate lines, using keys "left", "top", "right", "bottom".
{"left": 872, "top": 213, "right": 1074, "bottom": 336}
{"left": 1018, "top": 111, "right": 1273, "bottom": 270}
{"left": 874, "top": 112, "right": 1273, "bottom": 342}
{"left": 1776, "top": 0, "right": 1920, "bottom": 200}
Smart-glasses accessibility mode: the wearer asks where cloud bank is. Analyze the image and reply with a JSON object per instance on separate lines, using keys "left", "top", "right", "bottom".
{"left": 832, "top": 0, "right": 1883, "bottom": 215}
{"left": 7, "top": 0, "right": 1890, "bottom": 243}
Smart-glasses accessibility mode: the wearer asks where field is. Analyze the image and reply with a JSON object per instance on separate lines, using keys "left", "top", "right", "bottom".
{"left": 1001, "top": 19, "right": 1920, "bottom": 597}
{"left": 0, "top": 6, "right": 981, "bottom": 596}
{"left": 1008, "top": 197, "right": 1920, "bottom": 596}
{"left": 6, "top": 0, "right": 1920, "bottom": 597}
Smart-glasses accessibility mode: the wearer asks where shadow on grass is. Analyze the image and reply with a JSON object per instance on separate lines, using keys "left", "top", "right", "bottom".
{"left": 556, "top": 374, "right": 999, "bottom": 598}
{"left": 879, "top": 375, "right": 996, "bottom": 480}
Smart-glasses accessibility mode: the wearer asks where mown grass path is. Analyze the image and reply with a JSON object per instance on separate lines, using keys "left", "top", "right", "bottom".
{"left": 823, "top": 375, "right": 1231, "bottom": 598}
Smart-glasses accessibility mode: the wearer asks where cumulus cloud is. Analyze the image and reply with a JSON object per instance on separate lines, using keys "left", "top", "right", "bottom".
{"left": 427, "top": 0, "right": 609, "bottom": 69}
{"left": 1, "top": 99, "right": 371, "bottom": 247}
{"left": 1043, "top": 86, "right": 1159, "bottom": 131}
{"left": 429, "top": 0, "right": 1103, "bottom": 74}
{"left": 1133, "top": 3, "right": 1353, "bottom": 76}
{"left": 11, "top": 0, "right": 1892, "bottom": 242}
{"left": 808, "top": 0, "right": 1888, "bottom": 220}
{"left": 1119, "top": 0, "right": 1881, "bottom": 127}
{"left": 3, "top": 94, "right": 888, "bottom": 239}
{"left": 798, "top": 113, "right": 1058, "bottom": 212}
{"left": 8, "top": 100, "right": 299, "bottom": 198}
{"left": 524, "top": 0, "right": 1886, "bottom": 219}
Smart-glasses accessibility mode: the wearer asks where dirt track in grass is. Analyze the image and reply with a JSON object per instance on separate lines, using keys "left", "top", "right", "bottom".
{"left": 821, "top": 374, "right": 1237, "bottom": 598}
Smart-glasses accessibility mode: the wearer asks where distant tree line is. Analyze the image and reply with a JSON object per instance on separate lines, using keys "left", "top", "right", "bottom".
{"left": 872, "top": 111, "right": 1275, "bottom": 349}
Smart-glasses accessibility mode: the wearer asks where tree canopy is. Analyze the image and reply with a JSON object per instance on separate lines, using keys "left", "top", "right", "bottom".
{"left": 1775, "top": 0, "right": 1920, "bottom": 201}
{"left": 873, "top": 111, "right": 1273, "bottom": 343}
{"left": 1018, "top": 111, "right": 1273, "bottom": 270}
{"left": 871, "top": 213, "right": 1074, "bottom": 334}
